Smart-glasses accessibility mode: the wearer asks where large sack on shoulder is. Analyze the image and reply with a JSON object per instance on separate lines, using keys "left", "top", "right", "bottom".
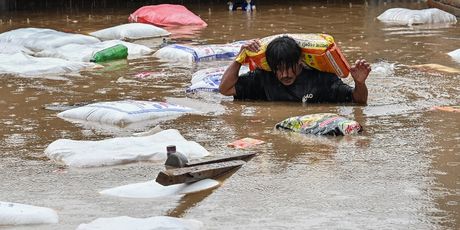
{"left": 77, "top": 216, "right": 203, "bottom": 230}
{"left": 154, "top": 41, "right": 244, "bottom": 62}
{"left": 275, "top": 113, "right": 362, "bottom": 136}
{"left": 44, "top": 129, "right": 209, "bottom": 167}
{"left": 57, "top": 100, "right": 194, "bottom": 126}
{"left": 0, "top": 53, "right": 96, "bottom": 76}
{"left": 0, "top": 201, "right": 58, "bottom": 225}
{"left": 0, "top": 28, "right": 100, "bottom": 52}
{"left": 128, "top": 4, "right": 207, "bottom": 27}
{"left": 186, "top": 65, "right": 250, "bottom": 93}
{"left": 377, "top": 8, "right": 457, "bottom": 26}
{"left": 236, "top": 34, "right": 350, "bottom": 78}
{"left": 89, "top": 23, "right": 170, "bottom": 41}
{"left": 36, "top": 40, "right": 152, "bottom": 62}
{"left": 448, "top": 49, "right": 460, "bottom": 63}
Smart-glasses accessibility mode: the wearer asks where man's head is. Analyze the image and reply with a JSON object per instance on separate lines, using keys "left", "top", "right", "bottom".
{"left": 266, "top": 36, "right": 302, "bottom": 86}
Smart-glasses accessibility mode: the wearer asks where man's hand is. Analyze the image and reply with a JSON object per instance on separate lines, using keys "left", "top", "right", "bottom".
{"left": 241, "top": 39, "right": 261, "bottom": 53}
{"left": 350, "top": 59, "right": 371, "bottom": 84}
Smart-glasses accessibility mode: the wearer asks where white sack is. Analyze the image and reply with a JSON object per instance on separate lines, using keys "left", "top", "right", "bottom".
{"left": 187, "top": 66, "right": 250, "bottom": 93}
{"left": 44, "top": 129, "right": 209, "bottom": 167}
{"left": 377, "top": 8, "right": 457, "bottom": 26}
{"left": 77, "top": 216, "right": 203, "bottom": 230}
{"left": 153, "top": 41, "right": 245, "bottom": 62}
{"left": 57, "top": 100, "right": 193, "bottom": 126}
{"left": 36, "top": 40, "right": 153, "bottom": 62}
{"left": 0, "top": 53, "right": 96, "bottom": 76}
{"left": 89, "top": 23, "right": 170, "bottom": 41}
{"left": 0, "top": 28, "right": 100, "bottom": 52}
{"left": 0, "top": 201, "right": 58, "bottom": 226}
{"left": 448, "top": 49, "right": 460, "bottom": 63}
{"left": 100, "top": 179, "right": 219, "bottom": 198}
{"left": 0, "top": 42, "right": 34, "bottom": 55}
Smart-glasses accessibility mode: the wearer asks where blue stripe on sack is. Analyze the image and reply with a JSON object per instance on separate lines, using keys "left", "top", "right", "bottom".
{"left": 185, "top": 87, "right": 219, "bottom": 93}
{"left": 85, "top": 104, "right": 192, "bottom": 115}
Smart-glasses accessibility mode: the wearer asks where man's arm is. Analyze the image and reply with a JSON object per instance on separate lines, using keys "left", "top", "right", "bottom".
{"left": 350, "top": 59, "right": 371, "bottom": 104}
{"left": 219, "top": 39, "right": 261, "bottom": 96}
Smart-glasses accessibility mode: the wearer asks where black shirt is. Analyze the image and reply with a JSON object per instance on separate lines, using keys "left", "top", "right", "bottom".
{"left": 234, "top": 67, "right": 354, "bottom": 103}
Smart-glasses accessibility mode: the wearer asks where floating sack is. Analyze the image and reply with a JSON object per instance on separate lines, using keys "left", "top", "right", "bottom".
{"left": 154, "top": 41, "right": 244, "bottom": 63}
{"left": 0, "top": 201, "right": 58, "bottom": 225}
{"left": 57, "top": 100, "right": 194, "bottom": 126}
{"left": 90, "top": 44, "right": 128, "bottom": 63}
{"left": 36, "top": 40, "right": 152, "bottom": 62}
{"left": 0, "top": 42, "right": 33, "bottom": 55}
{"left": 128, "top": 4, "right": 207, "bottom": 27}
{"left": 275, "top": 113, "right": 362, "bottom": 136}
{"left": 0, "top": 53, "right": 96, "bottom": 76}
{"left": 448, "top": 49, "right": 460, "bottom": 63}
{"left": 89, "top": 23, "right": 170, "bottom": 41}
{"left": 99, "top": 179, "right": 219, "bottom": 198}
{"left": 186, "top": 65, "right": 250, "bottom": 93}
{"left": 235, "top": 34, "right": 350, "bottom": 78}
{"left": 0, "top": 28, "right": 100, "bottom": 52}
{"left": 45, "top": 129, "right": 210, "bottom": 167}
{"left": 377, "top": 8, "right": 457, "bottom": 26}
{"left": 77, "top": 216, "right": 203, "bottom": 230}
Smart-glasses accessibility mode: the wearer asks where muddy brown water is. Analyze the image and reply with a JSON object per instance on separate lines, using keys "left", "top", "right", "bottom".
{"left": 0, "top": 1, "right": 459, "bottom": 229}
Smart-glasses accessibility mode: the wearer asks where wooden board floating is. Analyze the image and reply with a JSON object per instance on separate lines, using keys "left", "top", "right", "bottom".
{"left": 156, "top": 160, "right": 246, "bottom": 186}
{"left": 185, "top": 152, "right": 256, "bottom": 167}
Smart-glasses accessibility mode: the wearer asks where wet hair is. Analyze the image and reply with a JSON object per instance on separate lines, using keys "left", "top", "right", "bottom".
{"left": 265, "top": 36, "right": 302, "bottom": 74}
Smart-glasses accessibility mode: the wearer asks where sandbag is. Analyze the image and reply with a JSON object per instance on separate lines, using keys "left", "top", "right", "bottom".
{"left": 128, "top": 4, "right": 207, "bottom": 27}
{"left": 236, "top": 34, "right": 350, "bottom": 78}
{"left": 377, "top": 8, "right": 457, "bottom": 26}
{"left": 89, "top": 23, "right": 170, "bottom": 41}
{"left": 44, "top": 129, "right": 210, "bottom": 167}
{"left": 57, "top": 100, "right": 194, "bottom": 126}
{"left": 448, "top": 49, "right": 460, "bottom": 63}
{"left": 0, "top": 201, "right": 58, "bottom": 225}
{"left": 77, "top": 216, "right": 203, "bottom": 230}
{"left": 36, "top": 40, "right": 153, "bottom": 62}
{"left": 0, "top": 53, "right": 96, "bottom": 76}
{"left": 187, "top": 65, "right": 250, "bottom": 93}
{"left": 0, "top": 28, "right": 100, "bottom": 52}
{"left": 153, "top": 41, "right": 244, "bottom": 62}
{"left": 275, "top": 113, "right": 362, "bottom": 136}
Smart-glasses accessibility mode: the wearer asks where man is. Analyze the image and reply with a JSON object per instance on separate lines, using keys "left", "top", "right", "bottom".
{"left": 219, "top": 36, "right": 371, "bottom": 104}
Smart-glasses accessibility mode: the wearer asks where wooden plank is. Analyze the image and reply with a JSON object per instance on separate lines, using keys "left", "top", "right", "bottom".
{"left": 156, "top": 160, "right": 245, "bottom": 186}
{"left": 185, "top": 152, "right": 256, "bottom": 167}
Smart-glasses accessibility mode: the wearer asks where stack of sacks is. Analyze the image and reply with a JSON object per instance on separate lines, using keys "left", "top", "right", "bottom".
{"left": 89, "top": 23, "right": 170, "bottom": 41}
{"left": 77, "top": 216, "right": 202, "bottom": 230}
{"left": 377, "top": 8, "right": 457, "bottom": 26}
{"left": 154, "top": 41, "right": 245, "bottom": 62}
{"left": 0, "top": 201, "right": 58, "bottom": 226}
{"left": 187, "top": 65, "right": 250, "bottom": 93}
{"left": 44, "top": 129, "right": 209, "bottom": 167}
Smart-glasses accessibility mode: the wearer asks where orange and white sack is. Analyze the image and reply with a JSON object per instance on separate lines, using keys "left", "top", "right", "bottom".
{"left": 235, "top": 33, "right": 350, "bottom": 78}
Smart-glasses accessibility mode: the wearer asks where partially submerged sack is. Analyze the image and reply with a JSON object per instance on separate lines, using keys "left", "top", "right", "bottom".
{"left": 448, "top": 49, "right": 460, "bottom": 63}
{"left": 0, "top": 42, "right": 34, "bottom": 55}
{"left": 275, "top": 113, "right": 362, "bottom": 136}
{"left": 89, "top": 23, "right": 171, "bottom": 41}
{"left": 77, "top": 216, "right": 203, "bottom": 230}
{"left": 57, "top": 100, "right": 194, "bottom": 126}
{"left": 128, "top": 4, "right": 207, "bottom": 27}
{"left": 186, "top": 65, "right": 250, "bottom": 93}
{"left": 236, "top": 34, "right": 350, "bottom": 78}
{"left": 154, "top": 41, "right": 244, "bottom": 62}
{"left": 0, "top": 201, "right": 59, "bottom": 225}
{"left": 377, "top": 8, "right": 457, "bottom": 26}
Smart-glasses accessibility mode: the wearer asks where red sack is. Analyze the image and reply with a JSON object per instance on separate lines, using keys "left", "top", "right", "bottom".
{"left": 128, "top": 4, "right": 207, "bottom": 27}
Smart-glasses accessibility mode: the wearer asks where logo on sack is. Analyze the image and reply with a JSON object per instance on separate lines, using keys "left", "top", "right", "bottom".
{"left": 302, "top": 93, "right": 314, "bottom": 103}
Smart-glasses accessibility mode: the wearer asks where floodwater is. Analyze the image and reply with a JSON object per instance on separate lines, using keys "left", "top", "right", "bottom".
{"left": 1, "top": 1, "right": 459, "bottom": 229}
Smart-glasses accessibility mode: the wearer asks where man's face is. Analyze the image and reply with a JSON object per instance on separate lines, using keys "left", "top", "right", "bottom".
{"left": 275, "top": 63, "right": 302, "bottom": 86}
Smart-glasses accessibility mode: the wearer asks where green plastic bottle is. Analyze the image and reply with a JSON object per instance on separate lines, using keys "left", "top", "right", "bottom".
{"left": 90, "top": 44, "right": 128, "bottom": 63}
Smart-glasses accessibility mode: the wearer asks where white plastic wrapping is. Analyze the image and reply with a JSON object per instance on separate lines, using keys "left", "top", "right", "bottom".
{"left": 89, "top": 23, "right": 170, "bottom": 41}
{"left": 153, "top": 41, "right": 245, "bottom": 62}
{"left": 44, "top": 129, "right": 210, "bottom": 167}
{"left": 0, "top": 201, "right": 58, "bottom": 226}
{"left": 377, "top": 8, "right": 457, "bottom": 26}
{"left": 77, "top": 216, "right": 202, "bottom": 230}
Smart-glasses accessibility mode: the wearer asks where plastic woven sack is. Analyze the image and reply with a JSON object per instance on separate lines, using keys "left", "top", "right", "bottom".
{"left": 275, "top": 113, "right": 362, "bottom": 136}
{"left": 89, "top": 23, "right": 170, "bottom": 41}
{"left": 0, "top": 201, "right": 58, "bottom": 225}
{"left": 128, "top": 4, "right": 207, "bottom": 27}
{"left": 235, "top": 34, "right": 350, "bottom": 78}
{"left": 186, "top": 65, "right": 250, "bottom": 93}
{"left": 377, "top": 8, "right": 457, "bottom": 26}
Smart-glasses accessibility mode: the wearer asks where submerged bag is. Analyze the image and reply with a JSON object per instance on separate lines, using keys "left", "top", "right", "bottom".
{"left": 89, "top": 23, "right": 170, "bottom": 41}
{"left": 377, "top": 8, "right": 457, "bottom": 26}
{"left": 154, "top": 41, "right": 244, "bottom": 62}
{"left": 275, "top": 113, "right": 362, "bottom": 136}
{"left": 186, "top": 66, "right": 250, "bottom": 93}
{"left": 235, "top": 33, "right": 350, "bottom": 78}
{"left": 128, "top": 4, "right": 207, "bottom": 27}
